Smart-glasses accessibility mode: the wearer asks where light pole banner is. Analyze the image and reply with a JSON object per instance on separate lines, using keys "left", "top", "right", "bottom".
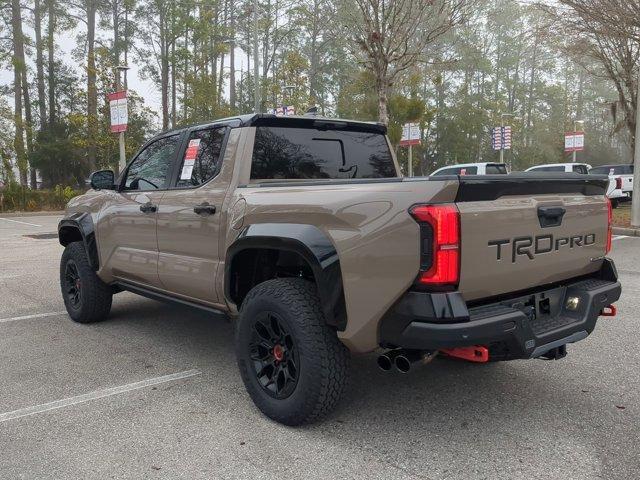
{"left": 502, "top": 126, "right": 512, "bottom": 150}
{"left": 400, "top": 123, "right": 420, "bottom": 146}
{"left": 565, "top": 131, "right": 585, "bottom": 152}
{"left": 108, "top": 90, "right": 128, "bottom": 133}
{"left": 492, "top": 126, "right": 511, "bottom": 151}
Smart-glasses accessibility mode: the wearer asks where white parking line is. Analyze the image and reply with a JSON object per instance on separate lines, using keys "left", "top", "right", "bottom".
{"left": 612, "top": 235, "right": 629, "bottom": 241}
{"left": 0, "top": 311, "right": 67, "bottom": 324}
{"left": 0, "top": 218, "right": 42, "bottom": 227}
{"left": 0, "top": 369, "right": 202, "bottom": 423}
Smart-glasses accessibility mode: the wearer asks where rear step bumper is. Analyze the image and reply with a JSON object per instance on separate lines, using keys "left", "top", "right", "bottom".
{"left": 379, "top": 259, "right": 621, "bottom": 360}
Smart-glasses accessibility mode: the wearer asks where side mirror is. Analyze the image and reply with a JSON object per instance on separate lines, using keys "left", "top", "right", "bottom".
{"left": 89, "top": 170, "right": 116, "bottom": 190}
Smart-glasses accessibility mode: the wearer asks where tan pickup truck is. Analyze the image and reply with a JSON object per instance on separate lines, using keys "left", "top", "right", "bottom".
{"left": 58, "top": 114, "right": 621, "bottom": 425}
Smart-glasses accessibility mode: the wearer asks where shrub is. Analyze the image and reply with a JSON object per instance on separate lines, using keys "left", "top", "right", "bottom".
{"left": 0, "top": 184, "right": 85, "bottom": 212}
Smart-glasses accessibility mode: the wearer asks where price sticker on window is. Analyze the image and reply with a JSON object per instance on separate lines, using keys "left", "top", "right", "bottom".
{"left": 181, "top": 139, "right": 201, "bottom": 180}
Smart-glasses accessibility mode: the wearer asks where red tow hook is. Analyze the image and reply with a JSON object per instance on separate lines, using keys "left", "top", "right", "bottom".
{"left": 441, "top": 345, "right": 489, "bottom": 363}
{"left": 601, "top": 305, "right": 617, "bottom": 317}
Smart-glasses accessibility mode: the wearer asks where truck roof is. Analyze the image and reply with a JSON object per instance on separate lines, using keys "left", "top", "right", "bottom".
{"left": 160, "top": 114, "right": 388, "bottom": 136}
{"left": 526, "top": 162, "right": 591, "bottom": 170}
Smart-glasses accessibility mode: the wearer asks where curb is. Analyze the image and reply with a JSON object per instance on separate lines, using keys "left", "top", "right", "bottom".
{"left": 0, "top": 211, "right": 64, "bottom": 218}
{"left": 613, "top": 226, "right": 640, "bottom": 237}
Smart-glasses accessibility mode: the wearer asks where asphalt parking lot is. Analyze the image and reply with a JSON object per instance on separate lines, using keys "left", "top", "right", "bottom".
{"left": 0, "top": 214, "right": 638, "bottom": 479}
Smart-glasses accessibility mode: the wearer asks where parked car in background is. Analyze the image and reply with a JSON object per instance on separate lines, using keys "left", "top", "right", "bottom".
{"left": 430, "top": 162, "right": 508, "bottom": 176}
{"left": 525, "top": 162, "right": 626, "bottom": 207}
{"left": 589, "top": 164, "right": 633, "bottom": 201}
{"left": 525, "top": 163, "right": 591, "bottom": 174}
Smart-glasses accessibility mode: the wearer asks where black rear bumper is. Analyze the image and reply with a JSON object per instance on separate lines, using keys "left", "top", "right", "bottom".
{"left": 379, "top": 259, "right": 621, "bottom": 360}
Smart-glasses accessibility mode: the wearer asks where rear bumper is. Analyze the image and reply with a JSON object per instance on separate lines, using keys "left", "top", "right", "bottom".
{"left": 379, "top": 259, "right": 621, "bottom": 360}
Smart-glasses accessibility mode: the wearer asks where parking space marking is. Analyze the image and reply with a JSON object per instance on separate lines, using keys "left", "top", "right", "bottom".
{"left": 612, "top": 235, "right": 629, "bottom": 241}
{"left": 0, "top": 218, "right": 42, "bottom": 227}
{"left": 0, "top": 369, "right": 201, "bottom": 423}
{"left": 0, "top": 311, "right": 67, "bottom": 324}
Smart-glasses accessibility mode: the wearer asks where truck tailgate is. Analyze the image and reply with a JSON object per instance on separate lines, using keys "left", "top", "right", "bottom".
{"left": 456, "top": 176, "right": 609, "bottom": 301}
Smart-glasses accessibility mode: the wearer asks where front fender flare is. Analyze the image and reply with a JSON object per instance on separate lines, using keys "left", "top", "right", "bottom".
{"left": 58, "top": 212, "right": 99, "bottom": 270}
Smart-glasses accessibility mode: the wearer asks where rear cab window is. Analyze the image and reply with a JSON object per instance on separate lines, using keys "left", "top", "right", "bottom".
{"left": 250, "top": 126, "right": 397, "bottom": 180}
{"left": 485, "top": 164, "right": 507, "bottom": 174}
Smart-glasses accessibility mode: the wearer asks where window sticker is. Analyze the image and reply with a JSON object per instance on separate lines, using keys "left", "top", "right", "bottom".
{"left": 181, "top": 139, "right": 201, "bottom": 180}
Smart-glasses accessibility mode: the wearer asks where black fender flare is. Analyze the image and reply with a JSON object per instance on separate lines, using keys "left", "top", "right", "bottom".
{"left": 225, "top": 223, "right": 347, "bottom": 330}
{"left": 58, "top": 212, "right": 100, "bottom": 270}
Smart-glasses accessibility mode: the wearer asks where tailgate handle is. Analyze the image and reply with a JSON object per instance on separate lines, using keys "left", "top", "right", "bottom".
{"left": 537, "top": 206, "right": 566, "bottom": 228}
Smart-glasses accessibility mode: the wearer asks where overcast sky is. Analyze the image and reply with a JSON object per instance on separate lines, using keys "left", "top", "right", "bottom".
{"left": 1, "top": 21, "right": 245, "bottom": 128}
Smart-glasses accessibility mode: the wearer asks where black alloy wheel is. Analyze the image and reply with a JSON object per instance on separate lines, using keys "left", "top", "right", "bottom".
{"left": 249, "top": 311, "right": 299, "bottom": 399}
{"left": 64, "top": 260, "right": 82, "bottom": 309}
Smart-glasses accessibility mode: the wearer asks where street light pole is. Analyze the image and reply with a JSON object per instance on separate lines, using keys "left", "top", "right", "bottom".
{"left": 253, "top": 0, "right": 260, "bottom": 113}
{"left": 572, "top": 119, "right": 584, "bottom": 163}
{"left": 115, "top": 65, "right": 129, "bottom": 173}
{"left": 631, "top": 69, "right": 640, "bottom": 228}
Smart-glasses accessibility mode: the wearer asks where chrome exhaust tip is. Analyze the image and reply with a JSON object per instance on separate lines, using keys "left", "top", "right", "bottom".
{"left": 377, "top": 355, "right": 393, "bottom": 371}
{"left": 377, "top": 349, "right": 404, "bottom": 372}
{"left": 395, "top": 355, "right": 411, "bottom": 373}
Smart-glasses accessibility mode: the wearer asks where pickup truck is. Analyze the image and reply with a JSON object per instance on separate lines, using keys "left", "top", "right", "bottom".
{"left": 590, "top": 164, "right": 633, "bottom": 202}
{"left": 526, "top": 163, "right": 627, "bottom": 207}
{"left": 58, "top": 114, "right": 621, "bottom": 425}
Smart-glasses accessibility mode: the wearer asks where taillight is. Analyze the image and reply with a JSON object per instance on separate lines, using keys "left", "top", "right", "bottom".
{"left": 606, "top": 197, "right": 612, "bottom": 254}
{"left": 409, "top": 204, "right": 460, "bottom": 285}
{"left": 615, "top": 177, "right": 622, "bottom": 190}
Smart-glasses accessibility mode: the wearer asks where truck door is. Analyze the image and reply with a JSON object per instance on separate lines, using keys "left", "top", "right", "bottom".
{"left": 99, "top": 133, "right": 182, "bottom": 288}
{"left": 156, "top": 125, "right": 231, "bottom": 304}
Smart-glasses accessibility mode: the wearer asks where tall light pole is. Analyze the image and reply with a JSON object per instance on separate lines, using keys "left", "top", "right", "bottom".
{"left": 632, "top": 70, "right": 640, "bottom": 228}
{"left": 253, "top": 0, "right": 260, "bottom": 113}
{"left": 572, "top": 119, "right": 584, "bottom": 163}
{"left": 115, "top": 65, "right": 129, "bottom": 173}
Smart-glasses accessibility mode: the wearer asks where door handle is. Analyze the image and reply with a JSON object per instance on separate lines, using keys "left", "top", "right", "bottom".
{"left": 139, "top": 202, "right": 157, "bottom": 214}
{"left": 193, "top": 202, "right": 216, "bottom": 215}
{"left": 537, "top": 206, "right": 565, "bottom": 227}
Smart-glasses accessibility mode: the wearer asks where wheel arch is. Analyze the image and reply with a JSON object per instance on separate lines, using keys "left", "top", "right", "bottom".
{"left": 225, "top": 223, "right": 347, "bottom": 330}
{"left": 58, "top": 212, "right": 99, "bottom": 270}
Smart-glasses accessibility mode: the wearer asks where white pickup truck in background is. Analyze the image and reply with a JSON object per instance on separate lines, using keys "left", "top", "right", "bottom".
{"left": 589, "top": 164, "right": 633, "bottom": 204}
{"left": 430, "top": 162, "right": 508, "bottom": 176}
{"left": 525, "top": 162, "right": 627, "bottom": 207}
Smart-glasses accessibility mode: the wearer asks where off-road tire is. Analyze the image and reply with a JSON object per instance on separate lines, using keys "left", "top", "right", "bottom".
{"left": 235, "top": 278, "right": 350, "bottom": 426}
{"left": 60, "top": 241, "right": 112, "bottom": 323}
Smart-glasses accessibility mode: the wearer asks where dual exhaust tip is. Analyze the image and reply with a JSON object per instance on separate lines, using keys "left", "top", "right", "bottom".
{"left": 377, "top": 349, "right": 435, "bottom": 374}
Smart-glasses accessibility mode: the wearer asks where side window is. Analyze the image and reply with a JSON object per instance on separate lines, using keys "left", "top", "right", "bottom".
{"left": 573, "top": 165, "right": 588, "bottom": 174}
{"left": 124, "top": 135, "right": 180, "bottom": 191}
{"left": 175, "top": 127, "right": 227, "bottom": 188}
{"left": 433, "top": 167, "right": 456, "bottom": 176}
